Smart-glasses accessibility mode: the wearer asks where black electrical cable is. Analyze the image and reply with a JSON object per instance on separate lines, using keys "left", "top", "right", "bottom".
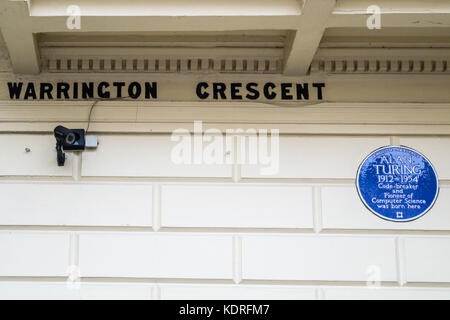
{"left": 85, "top": 96, "right": 132, "bottom": 133}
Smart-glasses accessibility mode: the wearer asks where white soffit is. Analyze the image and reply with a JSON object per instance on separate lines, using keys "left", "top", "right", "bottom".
{"left": 313, "top": 27, "right": 450, "bottom": 74}
{"left": 334, "top": 0, "right": 450, "bottom": 13}
{"left": 1, "top": 0, "right": 450, "bottom": 75}
{"left": 28, "top": 0, "right": 302, "bottom": 16}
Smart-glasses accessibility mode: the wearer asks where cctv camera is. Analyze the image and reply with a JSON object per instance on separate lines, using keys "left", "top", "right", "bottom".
{"left": 54, "top": 126, "right": 85, "bottom": 148}
{"left": 54, "top": 126, "right": 86, "bottom": 166}
{"left": 54, "top": 125, "right": 86, "bottom": 151}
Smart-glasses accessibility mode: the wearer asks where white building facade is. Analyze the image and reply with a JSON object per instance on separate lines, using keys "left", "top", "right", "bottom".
{"left": 0, "top": 0, "right": 449, "bottom": 299}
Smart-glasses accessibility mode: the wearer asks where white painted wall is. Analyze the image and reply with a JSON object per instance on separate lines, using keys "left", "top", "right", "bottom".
{"left": 0, "top": 133, "right": 449, "bottom": 300}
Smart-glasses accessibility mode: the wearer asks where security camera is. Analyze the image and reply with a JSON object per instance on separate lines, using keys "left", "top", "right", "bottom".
{"left": 54, "top": 126, "right": 85, "bottom": 166}
{"left": 53, "top": 126, "right": 98, "bottom": 166}
{"left": 54, "top": 126, "right": 85, "bottom": 149}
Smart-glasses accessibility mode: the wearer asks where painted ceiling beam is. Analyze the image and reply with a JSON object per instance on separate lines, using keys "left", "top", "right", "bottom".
{"left": 283, "top": 0, "right": 336, "bottom": 76}
{"left": 328, "top": 13, "right": 450, "bottom": 28}
{"left": 0, "top": 1, "right": 40, "bottom": 74}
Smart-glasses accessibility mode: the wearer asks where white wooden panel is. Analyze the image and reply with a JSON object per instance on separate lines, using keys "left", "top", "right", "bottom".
{"left": 322, "top": 186, "right": 450, "bottom": 230}
{"left": 1, "top": 103, "right": 450, "bottom": 131}
{"left": 79, "top": 233, "right": 233, "bottom": 279}
{"left": 0, "top": 282, "right": 153, "bottom": 300}
{"left": 242, "top": 136, "right": 391, "bottom": 178}
{"left": 77, "top": 283, "right": 153, "bottom": 300}
{"left": 0, "top": 282, "right": 79, "bottom": 300}
{"left": 0, "top": 182, "right": 152, "bottom": 227}
{"left": 160, "top": 284, "right": 316, "bottom": 300}
{"left": 0, "top": 232, "right": 70, "bottom": 277}
{"left": 242, "top": 235, "right": 397, "bottom": 281}
{"left": 398, "top": 137, "right": 450, "bottom": 179}
{"left": 82, "top": 135, "right": 232, "bottom": 178}
{"left": 323, "top": 287, "right": 450, "bottom": 300}
{"left": 161, "top": 184, "right": 313, "bottom": 228}
{"left": 0, "top": 134, "right": 72, "bottom": 176}
{"left": 404, "top": 237, "right": 450, "bottom": 283}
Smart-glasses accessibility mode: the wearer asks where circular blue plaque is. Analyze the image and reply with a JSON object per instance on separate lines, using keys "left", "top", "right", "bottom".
{"left": 356, "top": 146, "right": 439, "bottom": 222}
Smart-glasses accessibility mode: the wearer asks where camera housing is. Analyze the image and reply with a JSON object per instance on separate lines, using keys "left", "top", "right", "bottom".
{"left": 54, "top": 126, "right": 86, "bottom": 166}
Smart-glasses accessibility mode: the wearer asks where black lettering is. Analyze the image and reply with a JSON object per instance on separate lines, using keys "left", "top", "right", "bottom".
{"left": 246, "top": 83, "right": 260, "bottom": 100}
{"left": 145, "top": 82, "right": 157, "bottom": 99}
{"left": 281, "top": 83, "right": 293, "bottom": 100}
{"left": 313, "top": 83, "right": 325, "bottom": 100}
{"left": 82, "top": 82, "right": 94, "bottom": 99}
{"left": 213, "top": 83, "right": 227, "bottom": 100}
{"left": 98, "top": 82, "right": 110, "bottom": 99}
{"left": 24, "top": 83, "right": 37, "bottom": 100}
{"left": 263, "top": 82, "right": 276, "bottom": 100}
{"left": 73, "top": 82, "right": 78, "bottom": 99}
{"left": 7, "top": 82, "right": 23, "bottom": 99}
{"left": 57, "top": 82, "right": 70, "bottom": 99}
{"left": 113, "top": 82, "right": 125, "bottom": 98}
{"left": 296, "top": 83, "right": 309, "bottom": 100}
{"left": 39, "top": 83, "right": 53, "bottom": 100}
{"left": 230, "top": 83, "right": 243, "bottom": 100}
{"left": 128, "top": 82, "right": 141, "bottom": 99}
{"left": 196, "top": 82, "right": 209, "bottom": 99}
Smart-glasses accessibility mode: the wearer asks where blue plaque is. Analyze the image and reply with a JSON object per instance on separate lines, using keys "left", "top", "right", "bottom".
{"left": 356, "top": 146, "right": 439, "bottom": 222}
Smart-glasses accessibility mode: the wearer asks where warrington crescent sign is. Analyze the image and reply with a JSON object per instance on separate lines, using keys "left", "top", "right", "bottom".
{"left": 6, "top": 81, "right": 326, "bottom": 101}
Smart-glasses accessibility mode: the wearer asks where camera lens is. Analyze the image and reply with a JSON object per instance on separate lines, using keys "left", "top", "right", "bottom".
{"left": 65, "top": 132, "right": 77, "bottom": 145}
